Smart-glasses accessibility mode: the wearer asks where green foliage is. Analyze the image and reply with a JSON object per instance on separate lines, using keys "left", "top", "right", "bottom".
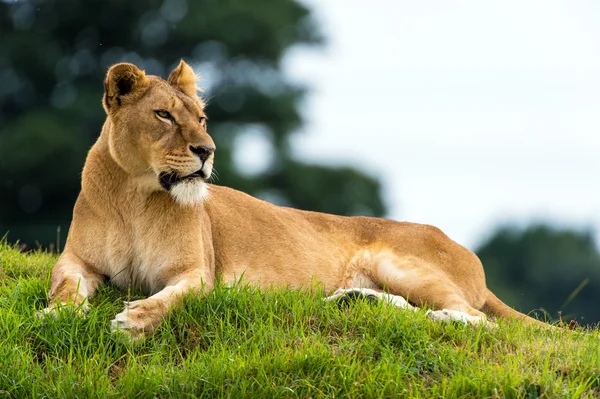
{"left": 1, "top": 242, "right": 599, "bottom": 398}
{"left": 0, "top": 0, "right": 385, "bottom": 246}
{"left": 477, "top": 224, "right": 600, "bottom": 325}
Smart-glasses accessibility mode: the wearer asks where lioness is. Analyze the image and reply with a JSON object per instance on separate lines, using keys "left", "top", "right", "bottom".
{"left": 42, "top": 61, "right": 545, "bottom": 338}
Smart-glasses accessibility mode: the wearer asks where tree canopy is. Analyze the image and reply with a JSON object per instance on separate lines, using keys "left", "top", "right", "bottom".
{"left": 0, "top": 0, "right": 386, "bottom": 247}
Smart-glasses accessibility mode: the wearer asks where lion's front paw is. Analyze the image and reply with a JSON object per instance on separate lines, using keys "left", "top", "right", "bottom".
{"left": 110, "top": 299, "right": 164, "bottom": 340}
{"left": 36, "top": 307, "right": 57, "bottom": 319}
{"left": 36, "top": 301, "right": 89, "bottom": 319}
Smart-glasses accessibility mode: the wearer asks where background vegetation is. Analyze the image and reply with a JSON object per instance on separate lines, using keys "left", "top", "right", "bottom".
{"left": 0, "top": 0, "right": 385, "bottom": 247}
{"left": 1, "top": 0, "right": 599, "bottom": 328}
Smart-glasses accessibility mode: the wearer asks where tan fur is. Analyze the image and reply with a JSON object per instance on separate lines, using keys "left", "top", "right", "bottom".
{"left": 43, "top": 61, "right": 547, "bottom": 338}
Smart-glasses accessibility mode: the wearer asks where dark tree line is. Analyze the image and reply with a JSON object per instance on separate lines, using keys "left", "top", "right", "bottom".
{"left": 476, "top": 224, "right": 600, "bottom": 325}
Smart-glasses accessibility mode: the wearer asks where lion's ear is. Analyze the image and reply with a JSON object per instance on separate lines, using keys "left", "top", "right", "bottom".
{"left": 103, "top": 63, "right": 149, "bottom": 112}
{"left": 168, "top": 60, "right": 202, "bottom": 100}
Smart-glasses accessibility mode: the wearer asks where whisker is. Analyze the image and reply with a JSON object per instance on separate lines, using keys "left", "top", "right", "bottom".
{"left": 165, "top": 154, "right": 192, "bottom": 160}
{"left": 208, "top": 168, "right": 219, "bottom": 183}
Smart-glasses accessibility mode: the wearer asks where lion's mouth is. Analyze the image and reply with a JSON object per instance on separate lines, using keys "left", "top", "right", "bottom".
{"left": 159, "top": 169, "right": 206, "bottom": 191}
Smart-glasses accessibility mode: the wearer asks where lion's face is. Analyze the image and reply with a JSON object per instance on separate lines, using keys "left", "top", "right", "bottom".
{"left": 102, "top": 61, "right": 215, "bottom": 205}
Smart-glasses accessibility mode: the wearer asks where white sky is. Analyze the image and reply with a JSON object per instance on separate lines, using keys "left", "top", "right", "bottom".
{"left": 273, "top": 0, "right": 600, "bottom": 250}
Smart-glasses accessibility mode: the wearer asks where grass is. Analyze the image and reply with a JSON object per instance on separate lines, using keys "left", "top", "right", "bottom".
{"left": 0, "top": 240, "right": 599, "bottom": 398}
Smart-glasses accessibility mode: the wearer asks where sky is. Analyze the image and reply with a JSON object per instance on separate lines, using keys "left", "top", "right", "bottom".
{"left": 276, "top": 0, "right": 600, "bottom": 250}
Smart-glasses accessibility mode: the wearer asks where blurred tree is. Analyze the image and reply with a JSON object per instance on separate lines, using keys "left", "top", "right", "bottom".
{"left": 0, "top": 0, "right": 386, "bottom": 247}
{"left": 476, "top": 224, "right": 600, "bottom": 325}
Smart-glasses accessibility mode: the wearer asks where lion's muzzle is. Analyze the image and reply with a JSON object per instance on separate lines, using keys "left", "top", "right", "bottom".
{"left": 158, "top": 145, "right": 215, "bottom": 191}
{"left": 158, "top": 169, "right": 205, "bottom": 191}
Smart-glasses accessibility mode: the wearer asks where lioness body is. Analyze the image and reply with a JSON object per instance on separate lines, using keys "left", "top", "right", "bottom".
{"left": 44, "top": 61, "right": 542, "bottom": 337}
{"left": 209, "top": 186, "right": 486, "bottom": 305}
{"left": 69, "top": 140, "right": 485, "bottom": 303}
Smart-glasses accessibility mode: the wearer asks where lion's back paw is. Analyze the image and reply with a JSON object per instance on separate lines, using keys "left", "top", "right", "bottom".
{"left": 427, "top": 309, "right": 497, "bottom": 328}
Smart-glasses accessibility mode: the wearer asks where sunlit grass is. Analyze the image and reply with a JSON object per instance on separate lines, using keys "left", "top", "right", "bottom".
{"left": 0, "top": 240, "right": 599, "bottom": 398}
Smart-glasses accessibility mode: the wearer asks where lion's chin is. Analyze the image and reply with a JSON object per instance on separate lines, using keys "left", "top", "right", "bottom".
{"left": 169, "top": 179, "right": 209, "bottom": 206}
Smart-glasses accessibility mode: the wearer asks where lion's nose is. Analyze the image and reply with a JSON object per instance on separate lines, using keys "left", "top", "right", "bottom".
{"left": 190, "top": 145, "right": 215, "bottom": 162}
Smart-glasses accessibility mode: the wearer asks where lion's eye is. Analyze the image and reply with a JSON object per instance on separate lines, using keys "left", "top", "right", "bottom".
{"left": 199, "top": 116, "right": 206, "bottom": 125}
{"left": 155, "top": 110, "right": 172, "bottom": 120}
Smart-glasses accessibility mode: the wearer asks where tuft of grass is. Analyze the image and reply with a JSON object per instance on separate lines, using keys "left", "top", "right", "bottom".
{"left": 0, "top": 240, "right": 599, "bottom": 398}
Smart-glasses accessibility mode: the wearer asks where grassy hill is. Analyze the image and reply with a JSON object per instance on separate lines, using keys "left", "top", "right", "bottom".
{"left": 0, "top": 240, "right": 599, "bottom": 398}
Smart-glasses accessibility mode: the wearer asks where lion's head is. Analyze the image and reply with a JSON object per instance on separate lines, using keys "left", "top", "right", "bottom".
{"left": 102, "top": 60, "right": 215, "bottom": 206}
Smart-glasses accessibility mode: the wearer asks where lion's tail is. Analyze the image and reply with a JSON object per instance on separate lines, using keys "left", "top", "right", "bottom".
{"left": 482, "top": 288, "right": 550, "bottom": 328}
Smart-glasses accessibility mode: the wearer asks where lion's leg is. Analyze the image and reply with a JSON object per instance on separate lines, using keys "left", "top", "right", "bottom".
{"left": 373, "top": 256, "right": 494, "bottom": 326}
{"left": 110, "top": 270, "right": 212, "bottom": 339}
{"left": 41, "top": 251, "right": 105, "bottom": 315}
